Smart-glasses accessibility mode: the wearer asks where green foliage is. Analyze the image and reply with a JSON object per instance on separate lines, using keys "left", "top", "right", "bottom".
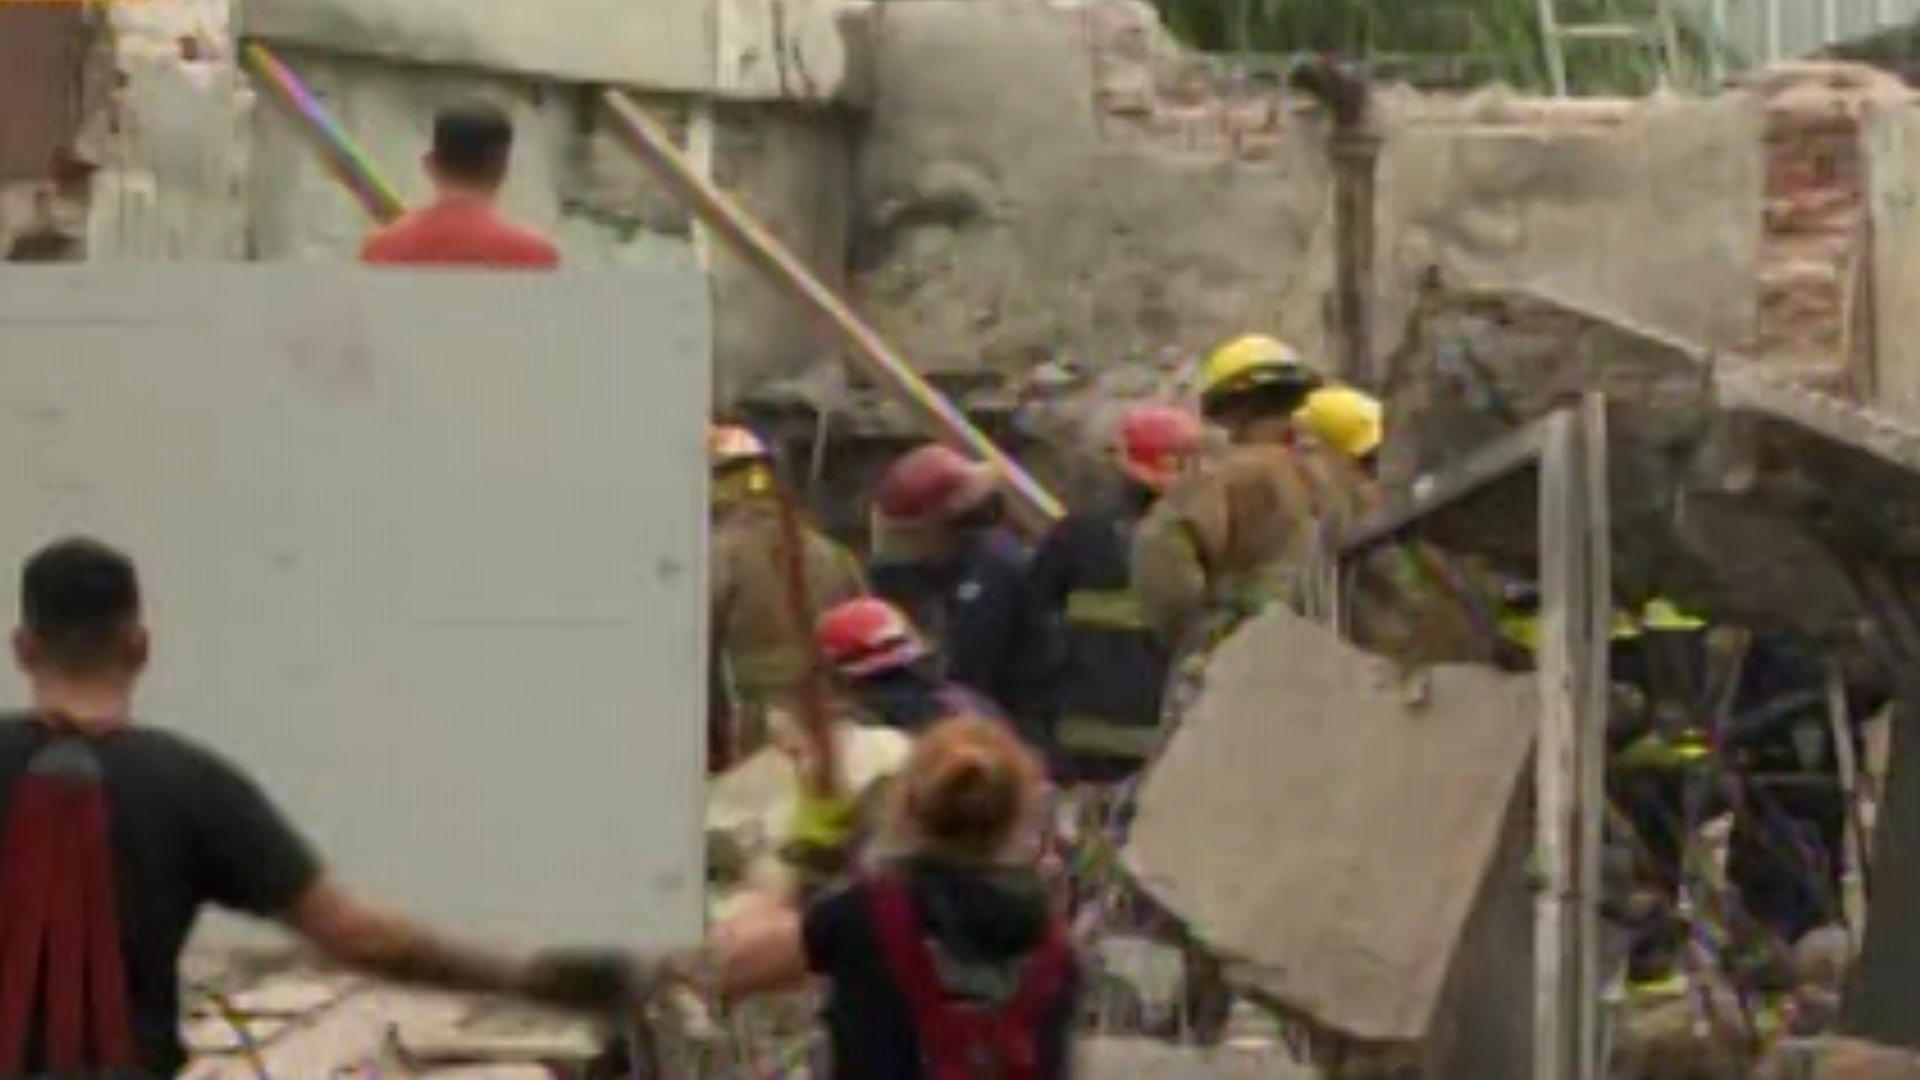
{"left": 1149, "top": 0, "right": 1698, "bottom": 95}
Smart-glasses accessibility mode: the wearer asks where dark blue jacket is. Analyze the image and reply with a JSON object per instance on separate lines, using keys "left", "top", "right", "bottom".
{"left": 853, "top": 667, "right": 1007, "bottom": 733}
{"left": 1028, "top": 486, "right": 1169, "bottom": 773}
{"left": 868, "top": 531, "right": 1061, "bottom": 744}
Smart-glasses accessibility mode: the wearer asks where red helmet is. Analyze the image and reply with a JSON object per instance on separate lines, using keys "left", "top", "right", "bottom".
{"left": 816, "top": 597, "right": 929, "bottom": 679}
{"left": 1116, "top": 405, "right": 1203, "bottom": 491}
{"left": 872, "top": 444, "right": 998, "bottom": 527}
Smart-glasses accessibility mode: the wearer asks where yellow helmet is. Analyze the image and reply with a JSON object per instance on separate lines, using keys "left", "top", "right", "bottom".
{"left": 708, "top": 424, "right": 770, "bottom": 471}
{"left": 1294, "top": 385, "right": 1384, "bottom": 459}
{"left": 1198, "top": 335, "right": 1318, "bottom": 412}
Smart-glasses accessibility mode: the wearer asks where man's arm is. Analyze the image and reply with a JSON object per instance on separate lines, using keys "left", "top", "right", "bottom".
{"left": 284, "top": 878, "right": 528, "bottom": 994}
{"left": 183, "top": 740, "right": 632, "bottom": 1008}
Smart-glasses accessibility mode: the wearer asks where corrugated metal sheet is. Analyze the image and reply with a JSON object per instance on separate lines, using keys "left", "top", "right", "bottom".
{"left": 0, "top": 5, "right": 90, "bottom": 181}
{"left": 1683, "top": 0, "right": 1920, "bottom": 66}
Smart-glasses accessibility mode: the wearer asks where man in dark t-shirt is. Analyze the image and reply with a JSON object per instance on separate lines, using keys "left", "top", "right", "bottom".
{"left": 0, "top": 537, "right": 644, "bottom": 1077}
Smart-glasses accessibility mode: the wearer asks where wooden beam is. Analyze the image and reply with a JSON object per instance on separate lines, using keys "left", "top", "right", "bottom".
{"left": 597, "top": 89, "right": 1065, "bottom": 531}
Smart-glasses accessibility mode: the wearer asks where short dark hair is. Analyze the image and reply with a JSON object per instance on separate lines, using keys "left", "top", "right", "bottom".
{"left": 430, "top": 100, "right": 514, "bottom": 183}
{"left": 21, "top": 537, "right": 141, "bottom": 673}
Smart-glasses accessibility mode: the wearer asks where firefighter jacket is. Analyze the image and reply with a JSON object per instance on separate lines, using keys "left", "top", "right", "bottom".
{"left": 868, "top": 530, "right": 1062, "bottom": 744}
{"left": 1130, "top": 442, "right": 1372, "bottom": 654}
{"left": 1028, "top": 485, "right": 1169, "bottom": 768}
{"left": 711, "top": 500, "right": 866, "bottom": 706}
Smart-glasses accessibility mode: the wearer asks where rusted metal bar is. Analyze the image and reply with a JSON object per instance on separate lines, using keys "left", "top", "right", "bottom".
{"left": 1291, "top": 57, "right": 1380, "bottom": 389}
{"left": 768, "top": 479, "right": 843, "bottom": 799}
{"left": 239, "top": 43, "right": 407, "bottom": 224}
{"left": 598, "top": 89, "right": 1064, "bottom": 532}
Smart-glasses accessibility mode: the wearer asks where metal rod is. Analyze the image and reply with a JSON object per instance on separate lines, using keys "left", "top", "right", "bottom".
{"left": 1536, "top": 408, "right": 1578, "bottom": 1080}
{"left": 1574, "top": 393, "right": 1610, "bottom": 1080}
{"left": 1826, "top": 662, "right": 1870, "bottom": 937}
{"left": 238, "top": 43, "right": 408, "bottom": 224}
{"left": 1537, "top": 0, "right": 1569, "bottom": 96}
{"left": 599, "top": 90, "right": 1065, "bottom": 532}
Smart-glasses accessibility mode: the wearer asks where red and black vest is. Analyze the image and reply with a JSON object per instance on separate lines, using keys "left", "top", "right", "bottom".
{"left": 866, "top": 873, "right": 1070, "bottom": 1080}
{"left": 0, "top": 733, "right": 135, "bottom": 1074}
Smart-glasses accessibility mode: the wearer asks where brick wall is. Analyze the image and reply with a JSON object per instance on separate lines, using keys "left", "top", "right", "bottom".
{"left": 1746, "top": 63, "right": 1911, "bottom": 396}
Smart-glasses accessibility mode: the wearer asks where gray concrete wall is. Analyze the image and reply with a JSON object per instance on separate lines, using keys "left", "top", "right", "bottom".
{"left": 0, "top": 265, "right": 710, "bottom": 949}
{"left": 847, "top": 2, "right": 1761, "bottom": 382}
{"left": 1866, "top": 102, "right": 1920, "bottom": 422}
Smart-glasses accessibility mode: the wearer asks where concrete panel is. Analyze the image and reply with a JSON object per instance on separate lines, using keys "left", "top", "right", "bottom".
{"left": 1126, "top": 608, "right": 1536, "bottom": 1045}
{"left": 1865, "top": 103, "right": 1920, "bottom": 424}
{"left": 714, "top": 0, "right": 869, "bottom": 103}
{"left": 0, "top": 265, "right": 709, "bottom": 950}
{"left": 1379, "top": 93, "right": 1765, "bottom": 357}
{"left": 242, "top": 0, "right": 713, "bottom": 93}
{"left": 88, "top": 56, "right": 253, "bottom": 260}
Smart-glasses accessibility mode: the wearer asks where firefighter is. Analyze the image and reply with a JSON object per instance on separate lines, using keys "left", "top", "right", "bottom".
{"left": 1721, "top": 632, "right": 1881, "bottom": 956}
{"left": 1131, "top": 334, "right": 1377, "bottom": 654}
{"left": 1030, "top": 404, "right": 1202, "bottom": 783}
{"left": 709, "top": 424, "right": 865, "bottom": 773}
{"left": 1294, "top": 382, "right": 1385, "bottom": 475}
{"left": 1498, "top": 583, "right": 1713, "bottom": 995}
{"left": 865, "top": 443, "right": 1061, "bottom": 745}
{"left": 815, "top": 596, "right": 1008, "bottom": 732}
{"left": 702, "top": 715, "right": 1079, "bottom": 1080}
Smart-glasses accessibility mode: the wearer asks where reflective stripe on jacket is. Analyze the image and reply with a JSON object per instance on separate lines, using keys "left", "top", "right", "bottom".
{"left": 1030, "top": 498, "right": 1170, "bottom": 763}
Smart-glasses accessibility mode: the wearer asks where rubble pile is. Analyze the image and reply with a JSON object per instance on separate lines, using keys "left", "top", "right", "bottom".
{"left": 1382, "top": 279, "right": 1920, "bottom": 642}
{"left": 178, "top": 958, "right": 600, "bottom": 1079}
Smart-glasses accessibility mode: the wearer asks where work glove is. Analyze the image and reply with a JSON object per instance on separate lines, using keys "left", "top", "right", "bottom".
{"left": 519, "top": 949, "right": 665, "bottom": 1015}
{"left": 789, "top": 790, "right": 860, "bottom": 852}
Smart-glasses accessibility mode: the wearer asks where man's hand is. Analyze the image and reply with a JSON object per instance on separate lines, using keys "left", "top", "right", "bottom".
{"left": 519, "top": 949, "right": 667, "bottom": 1015}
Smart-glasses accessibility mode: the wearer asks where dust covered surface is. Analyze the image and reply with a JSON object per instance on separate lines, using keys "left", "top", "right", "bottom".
{"left": 1124, "top": 608, "right": 1536, "bottom": 1045}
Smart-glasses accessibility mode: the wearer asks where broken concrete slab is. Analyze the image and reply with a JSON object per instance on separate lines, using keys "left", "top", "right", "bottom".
{"left": 1379, "top": 281, "right": 1920, "bottom": 643}
{"left": 1125, "top": 606, "right": 1535, "bottom": 1048}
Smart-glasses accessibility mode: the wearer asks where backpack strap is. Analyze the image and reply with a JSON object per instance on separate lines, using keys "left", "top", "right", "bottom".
{"left": 0, "top": 736, "right": 135, "bottom": 1073}
{"left": 867, "top": 873, "right": 1070, "bottom": 1080}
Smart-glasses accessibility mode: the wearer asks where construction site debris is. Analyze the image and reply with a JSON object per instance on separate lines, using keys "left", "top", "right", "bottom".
{"left": 1126, "top": 604, "right": 1536, "bottom": 1047}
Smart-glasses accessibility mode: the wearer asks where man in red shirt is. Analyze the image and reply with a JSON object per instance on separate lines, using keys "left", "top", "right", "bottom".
{"left": 361, "top": 100, "right": 561, "bottom": 268}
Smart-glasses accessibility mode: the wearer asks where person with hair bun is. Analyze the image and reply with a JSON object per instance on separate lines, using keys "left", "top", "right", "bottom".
{"left": 705, "top": 714, "right": 1080, "bottom": 1080}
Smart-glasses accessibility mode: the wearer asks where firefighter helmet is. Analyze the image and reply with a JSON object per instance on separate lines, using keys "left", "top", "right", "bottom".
{"left": 708, "top": 424, "right": 771, "bottom": 471}
{"left": 1294, "top": 385, "right": 1384, "bottom": 459}
{"left": 1116, "top": 405, "right": 1203, "bottom": 491}
{"left": 816, "top": 597, "right": 929, "bottom": 679}
{"left": 872, "top": 444, "right": 998, "bottom": 527}
{"left": 1197, "top": 334, "right": 1320, "bottom": 417}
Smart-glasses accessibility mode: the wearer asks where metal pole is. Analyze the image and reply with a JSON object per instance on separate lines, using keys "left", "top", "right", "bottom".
{"left": 238, "top": 43, "right": 407, "bottom": 223}
{"left": 1762, "top": 0, "right": 1783, "bottom": 67}
{"left": 1289, "top": 58, "right": 1379, "bottom": 388}
{"left": 1535, "top": 407, "right": 1579, "bottom": 1080}
{"left": 1575, "top": 394, "right": 1611, "bottom": 1080}
{"left": 1537, "top": 0, "right": 1569, "bottom": 96}
{"left": 1706, "top": 0, "right": 1728, "bottom": 85}
{"left": 598, "top": 90, "right": 1065, "bottom": 532}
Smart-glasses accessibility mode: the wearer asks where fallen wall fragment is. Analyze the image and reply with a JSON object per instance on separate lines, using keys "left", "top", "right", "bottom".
{"left": 1125, "top": 605, "right": 1536, "bottom": 1062}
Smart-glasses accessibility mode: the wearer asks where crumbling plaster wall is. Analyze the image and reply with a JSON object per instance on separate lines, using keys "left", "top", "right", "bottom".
{"left": 845, "top": 0, "right": 1762, "bottom": 386}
